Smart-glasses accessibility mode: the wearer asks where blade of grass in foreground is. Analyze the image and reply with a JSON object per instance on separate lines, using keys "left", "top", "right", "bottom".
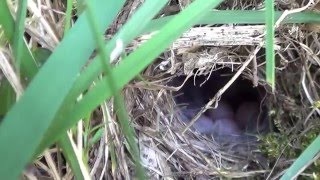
{"left": 281, "top": 136, "right": 320, "bottom": 179}
{"left": 12, "top": 0, "right": 28, "bottom": 77}
{"left": 65, "top": 0, "right": 169, "bottom": 106}
{"left": 142, "top": 11, "right": 320, "bottom": 34}
{"left": 0, "top": 1, "right": 37, "bottom": 81}
{"left": 39, "top": 0, "right": 169, "bottom": 153}
{"left": 39, "top": 0, "right": 224, "bottom": 153}
{"left": 58, "top": 133, "right": 90, "bottom": 180}
{"left": 265, "top": 0, "right": 275, "bottom": 91}
{"left": 85, "top": 0, "right": 145, "bottom": 178}
{"left": 0, "top": 1, "right": 125, "bottom": 179}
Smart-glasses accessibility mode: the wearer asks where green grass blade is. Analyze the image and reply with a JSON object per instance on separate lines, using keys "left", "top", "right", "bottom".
{"left": 12, "top": 0, "right": 28, "bottom": 76}
{"left": 66, "top": 0, "right": 169, "bottom": 108}
{"left": 64, "top": 0, "right": 73, "bottom": 34}
{"left": 0, "top": 80, "right": 16, "bottom": 117}
{"left": 281, "top": 136, "right": 320, "bottom": 179}
{"left": 38, "top": 0, "right": 170, "bottom": 152}
{"left": 0, "top": 0, "right": 125, "bottom": 178}
{"left": 0, "top": 1, "right": 38, "bottom": 81}
{"left": 40, "top": 0, "right": 224, "bottom": 152}
{"left": 58, "top": 134, "right": 90, "bottom": 180}
{"left": 143, "top": 11, "right": 320, "bottom": 34}
{"left": 265, "top": 0, "right": 275, "bottom": 90}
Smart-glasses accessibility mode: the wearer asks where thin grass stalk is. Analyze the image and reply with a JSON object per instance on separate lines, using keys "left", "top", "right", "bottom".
{"left": 265, "top": 0, "right": 275, "bottom": 90}
{"left": 58, "top": 133, "right": 90, "bottom": 180}
{"left": 84, "top": 1, "right": 145, "bottom": 179}
{"left": 143, "top": 11, "right": 320, "bottom": 34}
{"left": 0, "top": 1, "right": 37, "bottom": 80}
{"left": 12, "top": 0, "right": 27, "bottom": 79}
{"left": 64, "top": 0, "right": 73, "bottom": 34}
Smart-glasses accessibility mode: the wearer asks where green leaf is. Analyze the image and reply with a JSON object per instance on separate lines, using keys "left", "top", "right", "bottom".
{"left": 0, "top": 79, "right": 16, "bottom": 116}
{"left": 265, "top": 0, "right": 275, "bottom": 90}
{"left": 143, "top": 11, "right": 320, "bottom": 34}
{"left": 281, "top": 136, "right": 320, "bottom": 179}
{"left": 0, "top": 1, "right": 37, "bottom": 82}
{"left": 32, "top": 47, "right": 52, "bottom": 67}
{"left": 58, "top": 133, "right": 89, "bottom": 180}
{"left": 12, "top": 0, "right": 28, "bottom": 76}
{"left": 0, "top": 0, "right": 125, "bottom": 178}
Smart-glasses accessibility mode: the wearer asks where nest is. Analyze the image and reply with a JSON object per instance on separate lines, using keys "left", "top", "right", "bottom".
{"left": 117, "top": 1, "right": 320, "bottom": 179}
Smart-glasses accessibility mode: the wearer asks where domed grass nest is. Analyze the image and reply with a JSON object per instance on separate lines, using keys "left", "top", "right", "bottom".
{"left": 119, "top": 1, "right": 320, "bottom": 176}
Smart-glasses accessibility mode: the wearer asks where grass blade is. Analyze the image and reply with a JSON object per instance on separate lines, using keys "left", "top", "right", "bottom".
{"left": 281, "top": 136, "right": 320, "bottom": 179}
{"left": 143, "top": 11, "right": 320, "bottom": 34}
{"left": 58, "top": 133, "right": 90, "bottom": 180}
{"left": 12, "top": 0, "right": 28, "bottom": 77}
{"left": 0, "top": 0, "right": 125, "bottom": 178}
{"left": 84, "top": 0, "right": 145, "bottom": 178}
{"left": 39, "top": 0, "right": 170, "bottom": 153}
{"left": 0, "top": 1, "right": 37, "bottom": 81}
{"left": 265, "top": 0, "right": 275, "bottom": 90}
{"left": 66, "top": 0, "right": 170, "bottom": 107}
{"left": 64, "top": 0, "right": 73, "bottom": 34}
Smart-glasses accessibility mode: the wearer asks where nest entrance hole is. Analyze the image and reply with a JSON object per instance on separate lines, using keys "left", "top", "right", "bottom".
{"left": 172, "top": 68, "right": 271, "bottom": 137}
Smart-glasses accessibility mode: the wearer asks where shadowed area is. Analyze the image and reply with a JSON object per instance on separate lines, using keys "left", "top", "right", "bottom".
{"left": 172, "top": 68, "right": 272, "bottom": 142}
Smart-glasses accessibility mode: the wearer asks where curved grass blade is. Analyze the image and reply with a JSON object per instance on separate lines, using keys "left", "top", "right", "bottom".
{"left": 58, "top": 133, "right": 90, "bottom": 180}
{"left": 65, "top": 0, "right": 170, "bottom": 109}
{"left": 38, "top": 0, "right": 170, "bottom": 153}
{"left": 281, "top": 136, "right": 320, "bottom": 179}
{"left": 85, "top": 1, "right": 145, "bottom": 178}
{"left": 39, "top": 0, "right": 224, "bottom": 153}
{"left": 143, "top": 11, "right": 320, "bottom": 34}
{"left": 0, "top": 1, "right": 125, "bottom": 178}
{"left": 0, "top": 1, "right": 37, "bottom": 81}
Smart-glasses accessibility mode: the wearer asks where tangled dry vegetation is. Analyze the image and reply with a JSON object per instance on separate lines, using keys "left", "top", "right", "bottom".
{"left": 1, "top": 0, "right": 319, "bottom": 179}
